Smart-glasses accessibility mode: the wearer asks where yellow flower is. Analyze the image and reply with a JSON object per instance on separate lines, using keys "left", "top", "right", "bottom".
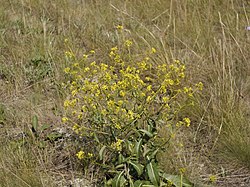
{"left": 90, "top": 61, "right": 96, "bottom": 66}
{"left": 196, "top": 82, "right": 203, "bottom": 91}
{"left": 125, "top": 40, "right": 133, "bottom": 47}
{"left": 73, "top": 123, "right": 80, "bottom": 131}
{"left": 62, "top": 117, "right": 69, "bottom": 123}
{"left": 81, "top": 105, "right": 87, "bottom": 112}
{"left": 71, "top": 89, "right": 78, "bottom": 96}
{"left": 140, "top": 92, "right": 146, "bottom": 98}
{"left": 127, "top": 110, "right": 134, "bottom": 120}
{"left": 179, "top": 167, "right": 186, "bottom": 174}
{"left": 111, "top": 139, "right": 123, "bottom": 151}
{"left": 73, "top": 63, "right": 79, "bottom": 67}
{"left": 84, "top": 67, "right": 90, "bottom": 72}
{"left": 76, "top": 151, "right": 85, "bottom": 160}
{"left": 64, "top": 100, "right": 70, "bottom": 108}
{"left": 64, "top": 67, "right": 71, "bottom": 74}
{"left": 119, "top": 90, "right": 126, "bottom": 97}
{"left": 64, "top": 38, "right": 69, "bottom": 43}
{"left": 89, "top": 50, "right": 95, "bottom": 54}
{"left": 209, "top": 175, "right": 217, "bottom": 183}
{"left": 115, "top": 123, "right": 122, "bottom": 129}
{"left": 116, "top": 25, "right": 124, "bottom": 30}
{"left": 77, "top": 113, "right": 83, "bottom": 120}
{"left": 87, "top": 153, "right": 93, "bottom": 157}
{"left": 174, "top": 59, "right": 180, "bottom": 64}
{"left": 176, "top": 121, "right": 184, "bottom": 127}
{"left": 146, "top": 96, "right": 152, "bottom": 102}
{"left": 145, "top": 77, "right": 152, "bottom": 81}
{"left": 111, "top": 46, "right": 118, "bottom": 51}
{"left": 100, "top": 63, "right": 108, "bottom": 71}
{"left": 101, "top": 109, "right": 107, "bottom": 116}
{"left": 147, "top": 85, "right": 152, "bottom": 91}
{"left": 104, "top": 73, "right": 112, "bottom": 81}
{"left": 178, "top": 72, "right": 185, "bottom": 78}
{"left": 83, "top": 54, "right": 88, "bottom": 59}
{"left": 101, "top": 85, "right": 108, "bottom": 90}
{"left": 107, "top": 100, "right": 115, "bottom": 108}
{"left": 151, "top": 47, "right": 156, "bottom": 54}
{"left": 70, "top": 99, "right": 77, "bottom": 107}
{"left": 183, "top": 117, "right": 191, "bottom": 127}
{"left": 117, "top": 100, "right": 123, "bottom": 106}
{"left": 162, "top": 96, "right": 169, "bottom": 103}
{"left": 65, "top": 51, "right": 74, "bottom": 58}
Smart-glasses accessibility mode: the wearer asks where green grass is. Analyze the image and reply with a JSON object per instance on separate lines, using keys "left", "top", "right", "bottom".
{"left": 0, "top": 0, "right": 250, "bottom": 186}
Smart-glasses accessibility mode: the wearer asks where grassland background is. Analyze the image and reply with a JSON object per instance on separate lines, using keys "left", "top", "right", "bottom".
{"left": 0, "top": 0, "right": 250, "bottom": 186}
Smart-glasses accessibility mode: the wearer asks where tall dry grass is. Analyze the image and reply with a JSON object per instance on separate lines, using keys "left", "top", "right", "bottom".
{"left": 0, "top": 0, "right": 249, "bottom": 186}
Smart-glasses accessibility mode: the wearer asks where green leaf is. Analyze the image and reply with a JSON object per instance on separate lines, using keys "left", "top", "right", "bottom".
{"left": 161, "top": 173, "right": 193, "bottom": 187}
{"left": 105, "top": 178, "right": 113, "bottom": 186}
{"left": 32, "top": 115, "right": 38, "bottom": 133}
{"left": 99, "top": 145, "right": 106, "bottom": 161}
{"left": 143, "top": 147, "right": 151, "bottom": 158}
{"left": 138, "top": 129, "right": 153, "bottom": 138}
{"left": 125, "top": 140, "right": 134, "bottom": 153}
{"left": 40, "top": 124, "right": 50, "bottom": 132}
{"left": 148, "top": 149, "right": 159, "bottom": 160}
{"left": 134, "top": 180, "right": 144, "bottom": 187}
{"left": 93, "top": 132, "right": 100, "bottom": 143}
{"left": 115, "top": 164, "right": 125, "bottom": 170}
{"left": 134, "top": 138, "right": 143, "bottom": 158}
{"left": 128, "top": 161, "right": 144, "bottom": 176}
{"left": 141, "top": 185, "right": 156, "bottom": 187}
{"left": 46, "top": 133, "right": 62, "bottom": 141}
{"left": 147, "top": 118, "right": 156, "bottom": 134}
{"left": 134, "top": 180, "right": 152, "bottom": 187}
{"left": 146, "top": 160, "right": 160, "bottom": 186}
{"left": 112, "top": 171, "right": 126, "bottom": 187}
{"left": 118, "top": 153, "right": 125, "bottom": 164}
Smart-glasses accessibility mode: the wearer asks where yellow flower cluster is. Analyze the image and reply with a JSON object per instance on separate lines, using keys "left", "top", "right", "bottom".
{"left": 64, "top": 47, "right": 190, "bottom": 123}
{"left": 76, "top": 151, "right": 85, "bottom": 160}
{"left": 62, "top": 43, "right": 202, "bottom": 158}
{"left": 76, "top": 150, "right": 93, "bottom": 160}
{"left": 111, "top": 139, "right": 123, "bottom": 152}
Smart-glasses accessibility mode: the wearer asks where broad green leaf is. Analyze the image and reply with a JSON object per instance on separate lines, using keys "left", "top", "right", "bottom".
{"left": 112, "top": 171, "right": 126, "bottom": 187}
{"left": 46, "top": 133, "right": 62, "bottom": 141}
{"left": 148, "top": 149, "right": 159, "bottom": 160}
{"left": 118, "top": 153, "right": 125, "bottom": 164}
{"left": 134, "top": 180, "right": 144, "bottom": 187}
{"left": 32, "top": 115, "right": 38, "bottom": 132}
{"left": 138, "top": 129, "right": 153, "bottom": 138}
{"left": 129, "top": 178, "right": 135, "bottom": 187}
{"left": 125, "top": 140, "right": 134, "bottom": 153}
{"left": 134, "top": 180, "right": 153, "bottom": 187}
{"left": 146, "top": 160, "right": 160, "bottom": 186}
{"left": 93, "top": 132, "right": 100, "bottom": 143}
{"left": 134, "top": 138, "right": 143, "bottom": 158}
{"left": 99, "top": 145, "right": 106, "bottom": 160}
{"left": 115, "top": 164, "right": 125, "bottom": 169}
{"left": 143, "top": 147, "right": 151, "bottom": 158}
{"left": 128, "top": 161, "right": 144, "bottom": 176}
{"left": 105, "top": 178, "right": 113, "bottom": 186}
{"left": 161, "top": 173, "right": 193, "bottom": 187}
{"left": 147, "top": 118, "right": 156, "bottom": 134}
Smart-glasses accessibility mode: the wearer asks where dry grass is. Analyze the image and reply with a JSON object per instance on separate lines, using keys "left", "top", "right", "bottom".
{"left": 0, "top": 0, "right": 250, "bottom": 186}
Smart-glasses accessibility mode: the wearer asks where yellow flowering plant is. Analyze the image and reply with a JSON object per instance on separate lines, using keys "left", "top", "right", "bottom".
{"left": 62, "top": 32, "right": 202, "bottom": 186}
